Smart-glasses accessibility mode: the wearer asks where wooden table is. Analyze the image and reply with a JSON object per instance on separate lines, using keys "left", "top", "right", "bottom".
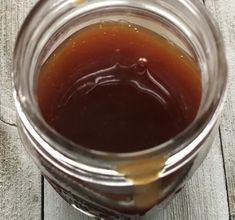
{"left": 0, "top": 0, "right": 234, "bottom": 219}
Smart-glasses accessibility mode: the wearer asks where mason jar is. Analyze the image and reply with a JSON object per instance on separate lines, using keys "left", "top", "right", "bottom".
{"left": 13, "top": 0, "right": 227, "bottom": 219}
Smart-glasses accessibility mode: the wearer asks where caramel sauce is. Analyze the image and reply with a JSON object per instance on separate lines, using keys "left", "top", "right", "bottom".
{"left": 116, "top": 157, "right": 166, "bottom": 185}
{"left": 37, "top": 21, "right": 201, "bottom": 153}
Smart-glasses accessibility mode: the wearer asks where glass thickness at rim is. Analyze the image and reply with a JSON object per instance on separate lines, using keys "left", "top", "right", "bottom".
{"left": 13, "top": 0, "right": 227, "bottom": 169}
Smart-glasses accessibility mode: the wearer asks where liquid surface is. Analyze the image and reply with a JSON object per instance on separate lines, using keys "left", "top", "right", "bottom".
{"left": 38, "top": 22, "right": 201, "bottom": 153}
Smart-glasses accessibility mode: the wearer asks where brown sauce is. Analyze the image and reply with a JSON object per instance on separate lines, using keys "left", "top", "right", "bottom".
{"left": 37, "top": 21, "right": 201, "bottom": 153}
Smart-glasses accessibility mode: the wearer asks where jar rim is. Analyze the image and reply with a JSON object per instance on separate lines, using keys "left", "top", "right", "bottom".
{"left": 13, "top": 0, "right": 227, "bottom": 180}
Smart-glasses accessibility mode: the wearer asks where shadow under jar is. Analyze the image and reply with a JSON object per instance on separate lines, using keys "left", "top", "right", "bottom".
{"left": 13, "top": 0, "right": 227, "bottom": 219}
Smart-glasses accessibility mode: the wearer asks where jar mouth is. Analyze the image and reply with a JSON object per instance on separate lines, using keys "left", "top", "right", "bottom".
{"left": 13, "top": 0, "right": 227, "bottom": 177}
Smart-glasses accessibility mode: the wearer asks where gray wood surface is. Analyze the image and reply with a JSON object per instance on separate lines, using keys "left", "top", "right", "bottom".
{"left": 0, "top": 1, "right": 41, "bottom": 220}
{"left": 205, "top": 0, "right": 235, "bottom": 219}
{"left": 0, "top": 0, "right": 234, "bottom": 220}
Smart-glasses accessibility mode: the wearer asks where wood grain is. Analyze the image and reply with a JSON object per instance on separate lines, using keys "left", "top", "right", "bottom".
{"left": 44, "top": 181, "right": 91, "bottom": 220}
{"left": 0, "top": 1, "right": 41, "bottom": 220}
{"left": 205, "top": 0, "right": 235, "bottom": 219}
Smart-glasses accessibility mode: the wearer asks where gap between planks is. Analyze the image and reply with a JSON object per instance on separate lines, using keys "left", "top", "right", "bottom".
{"left": 204, "top": 0, "right": 235, "bottom": 219}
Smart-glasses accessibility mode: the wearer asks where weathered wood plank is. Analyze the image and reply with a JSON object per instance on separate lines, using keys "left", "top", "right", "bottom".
{"left": 44, "top": 180, "right": 91, "bottom": 220}
{"left": 0, "top": 1, "right": 41, "bottom": 220}
{"left": 204, "top": 0, "right": 235, "bottom": 219}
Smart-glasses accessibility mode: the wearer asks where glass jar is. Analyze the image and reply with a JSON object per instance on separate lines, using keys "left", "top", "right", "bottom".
{"left": 13, "top": 0, "right": 227, "bottom": 218}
